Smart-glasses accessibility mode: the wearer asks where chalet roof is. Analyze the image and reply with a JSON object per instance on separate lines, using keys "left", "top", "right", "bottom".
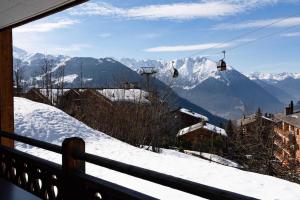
{"left": 236, "top": 114, "right": 256, "bottom": 126}
{"left": 0, "top": 0, "right": 86, "bottom": 30}
{"left": 178, "top": 108, "right": 209, "bottom": 121}
{"left": 97, "top": 89, "right": 150, "bottom": 104}
{"left": 39, "top": 89, "right": 70, "bottom": 104}
{"left": 177, "top": 122, "right": 227, "bottom": 137}
{"left": 236, "top": 113, "right": 275, "bottom": 126}
{"left": 275, "top": 112, "right": 300, "bottom": 128}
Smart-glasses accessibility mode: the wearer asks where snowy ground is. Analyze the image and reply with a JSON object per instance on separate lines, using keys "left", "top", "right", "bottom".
{"left": 14, "top": 97, "right": 300, "bottom": 200}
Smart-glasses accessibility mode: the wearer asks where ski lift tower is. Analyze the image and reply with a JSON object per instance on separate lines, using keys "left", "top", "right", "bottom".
{"left": 139, "top": 67, "right": 158, "bottom": 92}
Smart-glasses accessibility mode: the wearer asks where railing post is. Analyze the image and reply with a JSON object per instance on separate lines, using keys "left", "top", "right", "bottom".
{"left": 62, "top": 137, "right": 85, "bottom": 199}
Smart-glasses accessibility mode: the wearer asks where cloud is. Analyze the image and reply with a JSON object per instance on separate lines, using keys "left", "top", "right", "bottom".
{"left": 214, "top": 17, "right": 300, "bottom": 30}
{"left": 14, "top": 18, "right": 79, "bottom": 33}
{"left": 280, "top": 31, "right": 300, "bottom": 37}
{"left": 97, "top": 33, "right": 111, "bottom": 38}
{"left": 69, "top": 1, "right": 285, "bottom": 20}
{"left": 144, "top": 42, "right": 232, "bottom": 52}
{"left": 138, "top": 33, "right": 162, "bottom": 39}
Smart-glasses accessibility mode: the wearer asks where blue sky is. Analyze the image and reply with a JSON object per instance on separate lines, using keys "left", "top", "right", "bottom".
{"left": 13, "top": 0, "right": 300, "bottom": 73}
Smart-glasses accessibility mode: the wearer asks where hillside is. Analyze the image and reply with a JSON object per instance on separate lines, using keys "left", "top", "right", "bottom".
{"left": 14, "top": 97, "right": 300, "bottom": 200}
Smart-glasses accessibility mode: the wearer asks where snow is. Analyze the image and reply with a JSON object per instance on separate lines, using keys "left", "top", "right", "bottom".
{"left": 39, "top": 89, "right": 70, "bottom": 104}
{"left": 184, "top": 150, "right": 242, "bottom": 168}
{"left": 63, "top": 74, "right": 78, "bottom": 83}
{"left": 14, "top": 97, "right": 300, "bottom": 200}
{"left": 120, "top": 57, "right": 233, "bottom": 90}
{"left": 97, "top": 89, "right": 149, "bottom": 103}
{"left": 177, "top": 122, "right": 227, "bottom": 137}
{"left": 248, "top": 72, "right": 300, "bottom": 82}
{"left": 179, "top": 108, "right": 209, "bottom": 121}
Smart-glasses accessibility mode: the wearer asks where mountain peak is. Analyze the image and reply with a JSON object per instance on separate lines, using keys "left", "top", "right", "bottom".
{"left": 247, "top": 72, "right": 300, "bottom": 82}
{"left": 120, "top": 56, "right": 234, "bottom": 90}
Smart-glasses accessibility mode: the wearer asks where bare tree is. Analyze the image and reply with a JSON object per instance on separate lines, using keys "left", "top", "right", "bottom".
{"left": 55, "top": 64, "right": 65, "bottom": 105}
{"left": 14, "top": 59, "right": 25, "bottom": 95}
{"left": 40, "top": 56, "right": 54, "bottom": 102}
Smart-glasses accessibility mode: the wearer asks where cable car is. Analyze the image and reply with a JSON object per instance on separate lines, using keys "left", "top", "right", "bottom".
{"left": 217, "top": 51, "right": 227, "bottom": 71}
{"left": 217, "top": 59, "right": 226, "bottom": 71}
{"left": 172, "top": 61, "right": 179, "bottom": 78}
{"left": 173, "top": 68, "right": 179, "bottom": 78}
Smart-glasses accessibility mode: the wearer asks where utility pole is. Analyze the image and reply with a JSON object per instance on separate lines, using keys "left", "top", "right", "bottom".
{"left": 139, "top": 67, "right": 158, "bottom": 92}
{"left": 80, "top": 62, "right": 83, "bottom": 88}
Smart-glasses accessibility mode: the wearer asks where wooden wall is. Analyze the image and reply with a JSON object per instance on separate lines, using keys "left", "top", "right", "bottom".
{"left": 0, "top": 28, "right": 14, "bottom": 147}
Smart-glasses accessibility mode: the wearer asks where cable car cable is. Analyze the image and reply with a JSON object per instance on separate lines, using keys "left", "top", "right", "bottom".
{"left": 185, "top": 10, "right": 300, "bottom": 59}
{"left": 224, "top": 24, "right": 300, "bottom": 53}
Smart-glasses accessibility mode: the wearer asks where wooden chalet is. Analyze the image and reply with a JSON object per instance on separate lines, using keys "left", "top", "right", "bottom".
{"left": 0, "top": 1, "right": 257, "bottom": 199}
{"left": 236, "top": 109, "right": 276, "bottom": 135}
{"left": 274, "top": 101, "right": 300, "bottom": 172}
{"left": 176, "top": 117, "right": 227, "bottom": 153}
{"left": 173, "top": 108, "right": 209, "bottom": 130}
{"left": 23, "top": 88, "right": 52, "bottom": 105}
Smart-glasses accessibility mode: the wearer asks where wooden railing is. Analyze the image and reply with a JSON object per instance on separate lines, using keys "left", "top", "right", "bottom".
{"left": 0, "top": 131, "right": 258, "bottom": 200}
{"left": 274, "top": 127, "right": 294, "bottom": 139}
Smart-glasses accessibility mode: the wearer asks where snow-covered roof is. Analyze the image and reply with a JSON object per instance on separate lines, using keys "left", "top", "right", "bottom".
{"left": 39, "top": 89, "right": 70, "bottom": 104}
{"left": 275, "top": 112, "right": 300, "bottom": 128}
{"left": 177, "top": 122, "right": 227, "bottom": 137}
{"left": 179, "top": 108, "right": 209, "bottom": 121}
{"left": 97, "top": 89, "right": 149, "bottom": 103}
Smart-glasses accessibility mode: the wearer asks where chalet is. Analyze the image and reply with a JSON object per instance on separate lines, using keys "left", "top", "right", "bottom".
{"left": 58, "top": 89, "right": 82, "bottom": 116}
{"left": 274, "top": 101, "right": 300, "bottom": 171}
{"left": 173, "top": 108, "right": 209, "bottom": 130}
{"left": 236, "top": 109, "right": 276, "bottom": 135}
{"left": 97, "top": 88, "right": 150, "bottom": 104}
{"left": 177, "top": 120, "right": 227, "bottom": 153}
{"left": 23, "top": 88, "right": 52, "bottom": 105}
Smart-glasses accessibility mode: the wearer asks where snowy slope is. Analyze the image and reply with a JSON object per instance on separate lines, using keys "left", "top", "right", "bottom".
{"left": 14, "top": 97, "right": 300, "bottom": 200}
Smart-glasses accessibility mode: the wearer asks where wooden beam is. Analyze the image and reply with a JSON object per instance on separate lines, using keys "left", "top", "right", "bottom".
{"left": 0, "top": 28, "right": 14, "bottom": 148}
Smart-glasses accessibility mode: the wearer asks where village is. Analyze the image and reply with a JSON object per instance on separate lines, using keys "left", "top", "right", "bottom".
{"left": 14, "top": 83, "right": 300, "bottom": 182}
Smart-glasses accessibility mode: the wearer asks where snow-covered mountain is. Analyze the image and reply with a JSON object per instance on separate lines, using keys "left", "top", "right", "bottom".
{"left": 247, "top": 72, "right": 300, "bottom": 103}
{"left": 121, "top": 57, "right": 232, "bottom": 90}
{"left": 248, "top": 72, "right": 300, "bottom": 83}
{"left": 13, "top": 47, "right": 226, "bottom": 125}
{"left": 120, "top": 57, "right": 283, "bottom": 119}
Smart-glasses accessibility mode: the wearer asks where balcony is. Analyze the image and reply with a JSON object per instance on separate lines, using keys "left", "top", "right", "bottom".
{"left": 274, "top": 127, "right": 295, "bottom": 140}
{"left": 274, "top": 138, "right": 293, "bottom": 156}
{"left": 0, "top": 130, "right": 257, "bottom": 200}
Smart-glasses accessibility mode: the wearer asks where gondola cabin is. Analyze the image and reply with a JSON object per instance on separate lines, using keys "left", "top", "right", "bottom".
{"left": 217, "top": 59, "right": 226, "bottom": 71}
{"left": 173, "top": 68, "right": 179, "bottom": 78}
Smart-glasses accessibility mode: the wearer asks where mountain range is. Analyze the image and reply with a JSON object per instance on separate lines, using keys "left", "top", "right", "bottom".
{"left": 248, "top": 72, "right": 300, "bottom": 104}
{"left": 121, "top": 58, "right": 287, "bottom": 119}
{"left": 15, "top": 47, "right": 298, "bottom": 120}
{"left": 13, "top": 47, "right": 225, "bottom": 125}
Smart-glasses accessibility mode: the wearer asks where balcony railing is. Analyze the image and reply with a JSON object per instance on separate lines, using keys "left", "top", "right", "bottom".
{"left": 274, "top": 127, "right": 295, "bottom": 139}
{"left": 0, "top": 130, "right": 258, "bottom": 200}
{"left": 274, "top": 138, "right": 292, "bottom": 156}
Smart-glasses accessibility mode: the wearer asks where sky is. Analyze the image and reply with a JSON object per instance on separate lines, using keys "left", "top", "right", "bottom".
{"left": 13, "top": 0, "right": 300, "bottom": 74}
